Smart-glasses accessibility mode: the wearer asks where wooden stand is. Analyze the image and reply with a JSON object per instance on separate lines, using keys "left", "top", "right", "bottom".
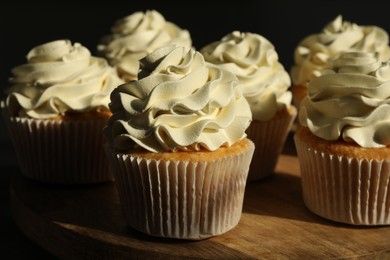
{"left": 10, "top": 155, "right": 390, "bottom": 259}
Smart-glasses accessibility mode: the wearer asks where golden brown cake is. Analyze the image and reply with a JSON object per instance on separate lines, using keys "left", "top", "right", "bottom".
{"left": 51, "top": 107, "right": 111, "bottom": 121}
{"left": 295, "top": 126, "right": 390, "bottom": 160}
{"left": 127, "top": 138, "right": 252, "bottom": 162}
{"left": 291, "top": 84, "right": 307, "bottom": 110}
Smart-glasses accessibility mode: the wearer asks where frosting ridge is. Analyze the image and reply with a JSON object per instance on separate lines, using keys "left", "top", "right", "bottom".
{"left": 299, "top": 51, "right": 390, "bottom": 148}
{"left": 105, "top": 45, "right": 252, "bottom": 152}
{"left": 6, "top": 39, "right": 123, "bottom": 119}
{"left": 291, "top": 15, "right": 390, "bottom": 86}
{"left": 98, "top": 10, "right": 192, "bottom": 81}
{"left": 200, "top": 31, "right": 292, "bottom": 121}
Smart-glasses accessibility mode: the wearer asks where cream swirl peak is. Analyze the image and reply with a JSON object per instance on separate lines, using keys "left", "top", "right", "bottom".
{"left": 299, "top": 51, "right": 390, "bottom": 148}
{"left": 200, "top": 31, "right": 292, "bottom": 121}
{"left": 97, "top": 10, "right": 192, "bottom": 81}
{"left": 6, "top": 39, "right": 123, "bottom": 119}
{"left": 291, "top": 15, "right": 390, "bottom": 86}
{"left": 105, "top": 45, "right": 252, "bottom": 153}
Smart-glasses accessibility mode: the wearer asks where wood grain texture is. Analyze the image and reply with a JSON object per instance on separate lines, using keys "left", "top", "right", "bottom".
{"left": 10, "top": 154, "right": 390, "bottom": 259}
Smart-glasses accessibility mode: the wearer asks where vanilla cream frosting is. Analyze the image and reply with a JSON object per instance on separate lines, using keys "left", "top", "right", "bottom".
{"left": 201, "top": 31, "right": 292, "bottom": 121}
{"left": 6, "top": 40, "right": 123, "bottom": 119}
{"left": 97, "top": 10, "right": 192, "bottom": 81}
{"left": 299, "top": 51, "right": 390, "bottom": 148}
{"left": 105, "top": 45, "right": 252, "bottom": 153}
{"left": 291, "top": 15, "right": 390, "bottom": 86}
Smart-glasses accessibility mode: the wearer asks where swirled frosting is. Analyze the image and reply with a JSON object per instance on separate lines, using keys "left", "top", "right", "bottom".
{"left": 291, "top": 15, "right": 390, "bottom": 86}
{"left": 104, "top": 45, "right": 252, "bottom": 153}
{"left": 299, "top": 51, "right": 390, "bottom": 148}
{"left": 200, "top": 31, "right": 292, "bottom": 121}
{"left": 97, "top": 10, "right": 192, "bottom": 81}
{"left": 6, "top": 40, "right": 124, "bottom": 119}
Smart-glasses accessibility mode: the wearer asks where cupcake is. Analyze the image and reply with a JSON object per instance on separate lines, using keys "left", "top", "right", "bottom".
{"left": 2, "top": 39, "right": 124, "bottom": 184}
{"left": 200, "top": 31, "right": 296, "bottom": 181}
{"left": 291, "top": 15, "right": 390, "bottom": 109}
{"left": 97, "top": 9, "right": 192, "bottom": 82}
{"left": 295, "top": 51, "right": 390, "bottom": 225}
{"left": 104, "top": 45, "right": 254, "bottom": 239}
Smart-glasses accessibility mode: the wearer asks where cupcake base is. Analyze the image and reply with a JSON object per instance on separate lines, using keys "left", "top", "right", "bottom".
{"left": 246, "top": 107, "right": 296, "bottom": 182}
{"left": 294, "top": 127, "right": 390, "bottom": 225}
{"left": 2, "top": 105, "right": 112, "bottom": 184}
{"left": 105, "top": 139, "right": 255, "bottom": 240}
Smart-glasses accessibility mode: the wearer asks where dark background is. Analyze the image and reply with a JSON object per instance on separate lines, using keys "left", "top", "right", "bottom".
{"left": 3, "top": 1, "right": 390, "bottom": 90}
{"left": 1, "top": 1, "right": 390, "bottom": 257}
{"left": 2, "top": 1, "right": 390, "bottom": 91}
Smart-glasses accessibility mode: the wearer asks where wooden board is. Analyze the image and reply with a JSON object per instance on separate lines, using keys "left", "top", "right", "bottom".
{"left": 10, "top": 154, "right": 390, "bottom": 259}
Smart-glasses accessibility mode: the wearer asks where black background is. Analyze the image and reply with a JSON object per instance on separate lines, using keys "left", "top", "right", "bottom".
{"left": 2, "top": 0, "right": 390, "bottom": 93}
{"left": 1, "top": 1, "right": 390, "bottom": 257}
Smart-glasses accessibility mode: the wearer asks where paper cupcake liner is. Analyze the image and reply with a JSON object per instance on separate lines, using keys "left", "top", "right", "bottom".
{"left": 2, "top": 108, "right": 112, "bottom": 184}
{"left": 295, "top": 137, "right": 390, "bottom": 225}
{"left": 105, "top": 142, "right": 254, "bottom": 240}
{"left": 246, "top": 107, "right": 297, "bottom": 182}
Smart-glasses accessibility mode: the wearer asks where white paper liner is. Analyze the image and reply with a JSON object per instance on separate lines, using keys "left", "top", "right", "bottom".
{"left": 246, "top": 107, "right": 297, "bottom": 182}
{"left": 2, "top": 106, "right": 112, "bottom": 184}
{"left": 295, "top": 136, "right": 390, "bottom": 225}
{"left": 105, "top": 141, "right": 255, "bottom": 240}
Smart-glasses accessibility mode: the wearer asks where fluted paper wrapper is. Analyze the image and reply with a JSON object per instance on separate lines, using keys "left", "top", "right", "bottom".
{"left": 246, "top": 107, "right": 296, "bottom": 182}
{"left": 105, "top": 142, "right": 254, "bottom": 240}
{"left": 2, "top": 109, "right": 112, "bottom": 184}
{"left": 295, "top": 137, "right": 390, "bottom": 225}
